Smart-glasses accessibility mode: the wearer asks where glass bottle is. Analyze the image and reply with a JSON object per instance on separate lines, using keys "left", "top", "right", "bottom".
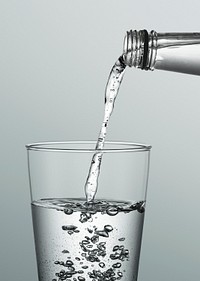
{"left": 123, "top": 29, "right": 200, "bottom": 75}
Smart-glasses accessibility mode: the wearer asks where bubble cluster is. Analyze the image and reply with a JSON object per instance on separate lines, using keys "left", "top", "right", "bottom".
{"left": 51, "top": 199, "right": 145, "bottom": 281}
{"left": 49, "top": 198, "right": 146, "bottom": 222}
{"left": 53, "top": 224, "right": 129, "bottom": 281}
{"left": 79, "top": 232, "right": 109, "bottom": 263}
{"left": 94, "top": 225, "right": 113, "bottom": 238}
{"left": 88, "top": 267, "right": 124, "bottom": 281}
{"left": 53, "top": 260, "right": 86, "bottom": 281}
{"left": 110, "top": 245, "right": 129, "bottom": 262}
{"left": 79, "top": 213, "right": 92, "bottom": 223}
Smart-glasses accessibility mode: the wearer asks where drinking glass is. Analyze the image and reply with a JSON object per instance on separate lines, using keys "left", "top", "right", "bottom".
{"left": 26, "top": 141, "right": 151, "bottom": 281}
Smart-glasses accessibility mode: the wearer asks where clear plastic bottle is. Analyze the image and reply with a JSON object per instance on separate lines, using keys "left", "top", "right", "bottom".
{"left": 123, "top": 29, "right": 200, "bottom": 75}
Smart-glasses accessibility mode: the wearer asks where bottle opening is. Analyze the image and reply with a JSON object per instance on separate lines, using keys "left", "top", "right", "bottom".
{"left": 123, "top": 29, "right": 157, "bottom": 70}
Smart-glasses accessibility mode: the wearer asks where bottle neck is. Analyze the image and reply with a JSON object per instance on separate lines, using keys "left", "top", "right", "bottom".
{"left": 123, "top": 29, "right": 157, "bottom": 70}
{"left": 123, "top": 30, "right": 200, "bottom": 75}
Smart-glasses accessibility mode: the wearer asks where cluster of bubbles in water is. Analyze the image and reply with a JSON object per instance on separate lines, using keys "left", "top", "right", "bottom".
{"left": 52, "top": 199, "right": 145, "bottom": 281}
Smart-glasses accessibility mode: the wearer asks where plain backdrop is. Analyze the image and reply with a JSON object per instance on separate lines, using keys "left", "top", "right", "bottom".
{"left": 1, "top": 1, "right": 200, "bottom": 280}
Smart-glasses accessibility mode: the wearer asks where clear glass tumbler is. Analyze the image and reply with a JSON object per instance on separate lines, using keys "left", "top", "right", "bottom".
{"left": 26, "top": 141, "right": 151, "bottom": 281}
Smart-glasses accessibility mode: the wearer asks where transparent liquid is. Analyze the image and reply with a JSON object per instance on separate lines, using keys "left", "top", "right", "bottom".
{"left": 84, "top": 56, "right": 126, "bottom": 202}
{"left": 32, "top": 198, "right": 145, "bottom": 281}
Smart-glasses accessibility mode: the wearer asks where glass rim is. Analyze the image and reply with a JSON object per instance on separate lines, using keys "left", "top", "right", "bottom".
{"left": 26, "top": 141, "right": 152, "bottom": 153}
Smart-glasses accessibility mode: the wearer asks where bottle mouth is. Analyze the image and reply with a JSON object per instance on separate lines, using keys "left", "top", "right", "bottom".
{"left": 123, "top": 29, "right": 157, "bottom": 70}
{"left": 123, "top": 30, "right": 148, "bottom": 68}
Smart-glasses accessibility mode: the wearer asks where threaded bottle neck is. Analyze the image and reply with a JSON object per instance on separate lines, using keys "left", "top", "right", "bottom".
{"left": 123, "top": 29, "right": 157, "bottom": 70}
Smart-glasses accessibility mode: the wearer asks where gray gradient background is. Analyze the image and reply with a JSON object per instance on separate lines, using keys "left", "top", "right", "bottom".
{"left": 1, "top": 0, "right": 200, "bottom": 280}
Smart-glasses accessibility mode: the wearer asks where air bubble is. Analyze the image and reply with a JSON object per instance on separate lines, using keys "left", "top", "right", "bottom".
{"left": 80, "top": 244, "right": 87, "bottom": 252}
{"left": 87, "top": 228, "right": 93, "bottom": 233}
{"left": 62, "top": 225, "right": 78, "bottom": 231}
{"left": 78, "top": 277, "right": 85, "bottom": 281}
{"left": 65, "top": 260, "right": 73, "bottom": 266}
{"left": 86, "top": 213, "right": 91, "bottom": 219}
{"left": 104, "top": 225, "right": 113, "bottom": 232}
{"left": 99, "top": 262, "right": 105, "bottom": 268}
{"left": 113, "top": 245, "right": 119, "bottom": 251}
{"left": 94, "top": 230, "right": 109, "bottom": 237}
{"left": 79, "top": 213, "right": 90, "bottom": 223}
{"left": 112, "top": 262, "right": 122, "bottom": 268}
{"left": 91, "top": 235, "right": 99, "bottom": 243}
{"left": 76, "top": 203, "right": 82, "bottom": 207}
{"left": 62, "top": 250, "right": 69, "bottom": 254}
{"left": 123, "top": 249, "right": 129, "bottom": 256}
{"left": 65, "top": 273, "right": 72, "bottom": 278}
{"left": 82, "top": 240, "right": 90, "bottom": 245}
{"left": 118, "top": 272, "right": 123, "bottom": 277}
{"left": 64, "top": 209, "right": 73, "bottom": 215}
{"left": 110, "top": 254, "right": 118, "bottom": 260}
{"left": 82, "top": 266, "right": 88, "bottom": 269}
{"left": 68, "top": 266, "right": 75, "bottom": 272}
{"left": 116, "top": 253, "right": 122, "bottom": 259}
{"left": 90, "top": 249, "right": 98, "bottom": 256}
{"left": 106, "top": 207, "right": 119, "bottom": 216}
{"left": 118, "top": 237, "right": 125, "bottom": 241}
{"left": 88, "top": 272, "right": 95, "bottom": 278}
